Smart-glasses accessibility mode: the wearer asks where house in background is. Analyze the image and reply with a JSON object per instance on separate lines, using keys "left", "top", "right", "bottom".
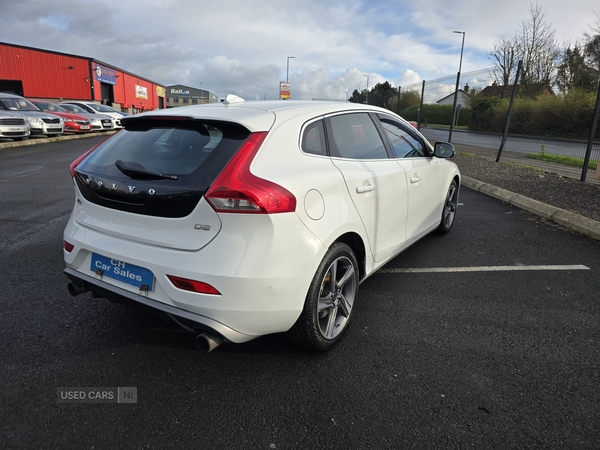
{"left": 477, "top": 81, "right": 555, "bottom": 99}
{"left": 436, "top": 84, "right": 471, "bottom": 108}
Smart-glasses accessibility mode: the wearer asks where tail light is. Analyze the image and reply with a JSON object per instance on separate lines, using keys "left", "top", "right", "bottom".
{"left": 205, "top": 132, "right": 296, "bottom": 214}
{"left": 167, "top": 275, "right": 220, "bottom": 295}
{"left": 64, "top": 241, "right": 74, "bottom": 252}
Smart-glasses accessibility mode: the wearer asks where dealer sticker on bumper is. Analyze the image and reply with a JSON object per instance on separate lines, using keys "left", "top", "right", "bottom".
{"left": 91, "top": 253, "right": 155, "bottom": 291}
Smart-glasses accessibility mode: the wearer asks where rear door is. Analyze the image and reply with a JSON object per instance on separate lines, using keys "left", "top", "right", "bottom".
{"left": 376, "top": 114, "right": 444, "bottom": 242}
{"left": 325, "top": 112, "right": 408, "bottom": 263}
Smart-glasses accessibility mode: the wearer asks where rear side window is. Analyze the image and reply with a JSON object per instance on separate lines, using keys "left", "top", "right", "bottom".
{"left": 77, "top": 121, "right": 250, "bottom": 189}
{"left": 327, "top": 113, "right": 388, "bottom": 160}
{"left": 301, "top": 120, "right": 327, "bottom": 156}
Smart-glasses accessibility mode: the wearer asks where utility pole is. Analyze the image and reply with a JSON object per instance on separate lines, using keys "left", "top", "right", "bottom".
{"left": 449, "top": 30, "right": 465, "bottom": 143}
{"left": 286, "top": 56, "right": 295, "bottom": 83}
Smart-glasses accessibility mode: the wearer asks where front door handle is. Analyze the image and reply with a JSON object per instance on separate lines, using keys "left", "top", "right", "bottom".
{"left": 410, "top": 175, "right": 421, "bottom": 184}
{"left": 356, "top": 184, "right": 376, "bottom": 194}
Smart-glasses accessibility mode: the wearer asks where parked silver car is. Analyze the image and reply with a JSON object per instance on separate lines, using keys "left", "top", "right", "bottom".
{"left": 58, "top": 103, "right": 114, "bottom": 132}
{"left": 0, "top": 110, "right": 31, "bottom": 141}
{"left": 0, "top": 93, "right": 64, "bottom": 136}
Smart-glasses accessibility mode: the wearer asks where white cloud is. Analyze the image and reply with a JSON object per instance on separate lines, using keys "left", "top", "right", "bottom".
{"left": 0, "top": 0, "right": 597, "bottom": 101}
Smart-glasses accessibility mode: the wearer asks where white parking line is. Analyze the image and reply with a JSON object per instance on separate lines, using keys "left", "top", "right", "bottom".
{"left": 379, "top": 265, "right": 590, "bottom": 273}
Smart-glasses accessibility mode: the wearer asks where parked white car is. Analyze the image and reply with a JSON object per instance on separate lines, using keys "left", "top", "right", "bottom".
{"left": 64, "top": 98, "right": 460, "bottom": 352}
{"left": 62, "top": 101, "right": 125, "bottom": 128}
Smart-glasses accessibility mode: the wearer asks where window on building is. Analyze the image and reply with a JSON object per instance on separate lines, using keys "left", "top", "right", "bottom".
{"left": 183, "top": 98, "right": 189, "bottom": 104}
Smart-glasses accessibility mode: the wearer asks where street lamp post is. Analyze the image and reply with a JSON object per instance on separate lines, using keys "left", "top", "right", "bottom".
{"left": 200, "top": 82, "right": 203, "bottom": 104}
{"left": 286, "top": 56, "right": 295, "bottom": 83}
{"left": 345, "top": 90, "right": 349, "bottom": 102}
{"left": 264, "top": 93, "right": 268, "bottom": 100}
{"left": 449, "top": 31, "right": 465, "bottom": 143}
{"left": 364, "top": 75, "right": 370, "bottom": 104}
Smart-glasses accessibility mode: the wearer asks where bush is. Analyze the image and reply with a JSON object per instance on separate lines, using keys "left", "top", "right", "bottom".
{"left": 469, "top": 90, "right": 599, "bottom": 139}
{"left": 400, "top": 104, "right": 471, "bottom": 127}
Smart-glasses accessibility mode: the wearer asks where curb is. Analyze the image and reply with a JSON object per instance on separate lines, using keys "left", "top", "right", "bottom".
{"left": 462, "top": 175, "right": 600, "bottom": 241}
{"left": 0, "top": 131, "right": 116, "bottom": 150}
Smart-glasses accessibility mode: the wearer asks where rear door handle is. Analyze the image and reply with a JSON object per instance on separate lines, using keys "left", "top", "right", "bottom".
{"left": 356, "top": 184, "right": 376, "bottom": 194}
{"left": 410, "top": 175, "right": 421, "bottom": 184}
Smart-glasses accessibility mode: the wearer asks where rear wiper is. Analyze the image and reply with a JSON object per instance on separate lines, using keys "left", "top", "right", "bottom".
{"left": 115, "top": 160, "right": 178, "bottom": 180}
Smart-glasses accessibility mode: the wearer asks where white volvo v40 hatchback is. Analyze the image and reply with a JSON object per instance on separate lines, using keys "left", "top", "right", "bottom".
{"left": 64, "top": 97, "right": 460, "bottom": 352}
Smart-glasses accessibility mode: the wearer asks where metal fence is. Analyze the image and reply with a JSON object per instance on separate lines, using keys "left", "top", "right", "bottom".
{"left": 396, "top": 68, "right": 600, "bottom": 183}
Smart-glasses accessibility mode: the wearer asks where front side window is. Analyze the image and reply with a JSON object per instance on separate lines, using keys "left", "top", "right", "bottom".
{"left": 378, "top": 117, "right": 427, "bottom": 158}
{"left": 327, "top": 113, "right": 388, "bottom": 160}
{"left": 301, "top": 120, "right": 327, "bottom": 156}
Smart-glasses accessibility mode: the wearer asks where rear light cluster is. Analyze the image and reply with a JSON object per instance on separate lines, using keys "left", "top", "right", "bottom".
{"left": 167, "top": 275, "right": 220, "bottom": 295}
{"left": 205, "top": 132, "right": 296, "bottom": 214}
{"left": 64, "top": 241, "right": 74, "bottom": 253}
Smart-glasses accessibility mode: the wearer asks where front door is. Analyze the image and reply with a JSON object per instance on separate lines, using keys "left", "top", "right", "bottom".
{"left": 376, "top": 115, "right": 444, "bottom": 242}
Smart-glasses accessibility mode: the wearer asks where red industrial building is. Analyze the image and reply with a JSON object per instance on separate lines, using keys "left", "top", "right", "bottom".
{"left": 0, "top": 42, "right": 166, "bottom": 113}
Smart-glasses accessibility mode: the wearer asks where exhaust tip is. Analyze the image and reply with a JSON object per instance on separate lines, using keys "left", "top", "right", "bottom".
{"left": 196, "top": 333, "right": 223, "bottom": 353}
{"left": 67, "top": 282, "right": 87, "bottom": 297}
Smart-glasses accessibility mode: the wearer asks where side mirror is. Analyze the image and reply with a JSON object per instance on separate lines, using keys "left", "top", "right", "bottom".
{"left": 434, "top": 142, "right": 454, "bottom": 158}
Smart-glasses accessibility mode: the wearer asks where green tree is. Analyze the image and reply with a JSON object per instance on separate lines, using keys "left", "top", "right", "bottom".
{"left": 387, "top": 90, "right": 421, "bottom": 113}
{"left": 348, "top": 89, "right": 366, "bottom": 104}
{"left": 368, "top": 82, "right": 396, "bottom": 107}
{"left": 584, "top": 34, "right": 600, "bottom": 75}
{"left": 556, "top": 45, "right": 597, "bottom": 93}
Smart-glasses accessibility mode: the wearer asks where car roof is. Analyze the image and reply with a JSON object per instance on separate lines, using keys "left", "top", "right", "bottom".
{"left": 132, "top": 100, "right": 398, "bottom": 132}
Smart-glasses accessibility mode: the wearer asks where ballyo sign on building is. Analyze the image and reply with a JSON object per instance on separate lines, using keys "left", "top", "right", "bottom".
{"left": 94, "top": 64, "right": 117, "bottom": 85}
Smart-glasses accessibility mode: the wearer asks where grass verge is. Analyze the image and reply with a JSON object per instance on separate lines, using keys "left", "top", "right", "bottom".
{"left": 426, "top": 124, "right": 469, "bottom": 130}
{"left": 527, "top": 152, "right": 598, "bottom": 170}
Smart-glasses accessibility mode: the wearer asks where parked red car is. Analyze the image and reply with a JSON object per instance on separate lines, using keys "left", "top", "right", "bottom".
{"left": 30, "top": 101, "right": 92, "bottom": 133}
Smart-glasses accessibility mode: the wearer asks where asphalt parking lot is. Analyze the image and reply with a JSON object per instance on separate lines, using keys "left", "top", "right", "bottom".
{"left": 1, "top": 137, "right": 599, "bottom": 449}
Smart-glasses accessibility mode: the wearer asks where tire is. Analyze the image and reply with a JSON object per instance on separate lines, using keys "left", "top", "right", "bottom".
{"left": 287, "top": 242, "right": 359, "bottom": 351}
{"left": 436, "top": 179, "right": 458, "bottom": 234}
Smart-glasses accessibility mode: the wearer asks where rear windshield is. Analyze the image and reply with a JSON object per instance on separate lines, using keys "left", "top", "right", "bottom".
{"left": 77, "top": 121, "right": 251, "bottom": 188}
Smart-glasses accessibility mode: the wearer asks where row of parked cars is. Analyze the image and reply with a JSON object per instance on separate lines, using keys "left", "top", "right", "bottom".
{"left": 0, "top": 92, "right": 129, "bottom": 141}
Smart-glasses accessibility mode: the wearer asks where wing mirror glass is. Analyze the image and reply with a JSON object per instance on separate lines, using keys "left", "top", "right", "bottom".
{"left": 434, "top": 142, "right": 454, "bottom": 158}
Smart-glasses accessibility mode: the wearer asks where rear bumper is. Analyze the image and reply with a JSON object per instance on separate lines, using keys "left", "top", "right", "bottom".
{"left": 63, "top": 202, "right": 327, "bottom": 339}
{"left": 64, "top": 267, "right": 255, "bottom": 343}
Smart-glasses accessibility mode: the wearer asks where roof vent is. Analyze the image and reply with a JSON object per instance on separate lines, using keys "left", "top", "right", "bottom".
{"left": 222, "top": 94, "right": 245, "bottom": 106}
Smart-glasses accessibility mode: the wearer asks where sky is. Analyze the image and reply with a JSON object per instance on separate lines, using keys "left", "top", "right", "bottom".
{"left": 0, "top": 0, "right": 598, "bottom": 102}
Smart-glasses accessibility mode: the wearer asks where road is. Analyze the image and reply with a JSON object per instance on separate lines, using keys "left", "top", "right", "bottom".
{"left": 1, "top": 138, "right": 599, "bottom": 449}
{"left": 420, "top": 127, "right": 600, "bottom": 160}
